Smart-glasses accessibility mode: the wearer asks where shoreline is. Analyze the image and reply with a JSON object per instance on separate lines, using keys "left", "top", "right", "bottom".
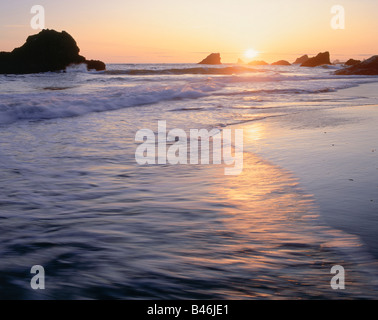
{"left": 237, "top": 82, "right": 378, "bottom": 259}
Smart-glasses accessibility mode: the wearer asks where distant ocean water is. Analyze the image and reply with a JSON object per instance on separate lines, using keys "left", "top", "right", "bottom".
{"left": 1, "top": 63, "right": 378, "bottom": 299}
{"left": 1, "top": 63, "right": 376, "bottom": 126}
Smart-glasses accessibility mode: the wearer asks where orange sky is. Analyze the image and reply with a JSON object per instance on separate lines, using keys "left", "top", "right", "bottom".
{"left": 1, "top": 0, "right": 378, "bottom": 63}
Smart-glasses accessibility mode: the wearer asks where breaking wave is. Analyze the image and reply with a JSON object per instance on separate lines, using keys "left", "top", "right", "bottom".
{"left": 1, "top": 64, "right": 377, "bottom": 125}
{"left": 104, "top": 66, "right": 262, "bottom": 75}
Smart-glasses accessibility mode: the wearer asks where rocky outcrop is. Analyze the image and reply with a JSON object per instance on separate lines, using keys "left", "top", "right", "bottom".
{"left": 248, "top": 60, "right": 268, "bottom": 66}
{"left": 271, "top": 60, "right": 291, "bottom": 66}
{"left": 237, "top": 58, "right": 245, "bottom": 64}
{"left": 86, "top": 60, "right": 106, "bottom": 71}
{"left": 293, "top": 55, "right": 309, "bottom": 64}
{"left": 198, "top": 53, "right": 222, "bottom": 65}
{"left": 335, "top": 55, "right": 378, "bottom": 75}
{"left": 301, "top": 52, "right": 331, "bottom": 67}
{"left": 0, "top": 29, "right": 106, "bottom": 74}
{"left": 344, "top": 59, "right": 361, "bottom": 66}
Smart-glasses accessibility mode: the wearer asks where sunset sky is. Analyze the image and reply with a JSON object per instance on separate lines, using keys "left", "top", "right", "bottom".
{"left": 1, "top": 0, "right": 377, "bottom": 63}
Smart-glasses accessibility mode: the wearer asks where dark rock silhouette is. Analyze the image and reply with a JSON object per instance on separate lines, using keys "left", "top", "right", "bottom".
{"left": 86, "top": 60, "right": 106, "bottom": 71}
{"left": 301, "top": 52, "right": 331, "bottom": 67}
{"left": 0, "top": 29, "right": 106, "bottom": 74}
{"left": 248, "top": 60, "right": 268, "bottom": 66}
{"left": 198, "top": 53, "right": 222, "bottom": 65}
{"left": 344, "top": 59, "right": 361, "bottom": 66}
{"left": 335, "top": 56, "right": 378, "bottom": 75}
{"left": 293, "top": 55, "right": 309, "bottom": 64}
{"left": 271, "top": 60, "right": 291, "bottom": 66}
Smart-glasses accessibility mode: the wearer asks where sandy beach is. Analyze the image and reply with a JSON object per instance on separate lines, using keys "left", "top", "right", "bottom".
{"left": 242, "top": 83, "right": 378, "bottom": 258}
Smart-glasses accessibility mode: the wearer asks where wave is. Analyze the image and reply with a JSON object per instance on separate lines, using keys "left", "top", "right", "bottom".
{"left": 0, "top": 77, "right": 369, "bottom": 125}
{"left": 218, "top": 87, "right": 337, "bottom": 97}
{"left": 1, "top": 66, "right": 376, "bottom": 125}
{"left": 0, "top": 80, "right": 225, "bottom": 125}
{"left": 104, "top": 66, "right": 262, "bottom": 76}
{"left": 42, "top": 86, "right": 78, "bottom": 91}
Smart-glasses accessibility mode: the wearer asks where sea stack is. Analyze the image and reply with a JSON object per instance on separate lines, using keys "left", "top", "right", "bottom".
{"left": 293, "top": 55, "right": 309, "bottom": 64}
{"left": 86, "top": 60, "right": 106, "bottom": 71}
{"left": 301, "top": 52, "right": 331, "bottom": 67}
{"left": 248, "top": 60, "right": 268, "bottom": 66}
{"left": 344, "top": 59, "right": 361, "bottom": 66}
{"left": 0, "top": 29, "right": 106, "bottom": 74}
{"left": 271, "top": 60, "right": 291, "bottom": 66}
{"left": 335, "top": 55, "right": 378, "bottom": 75}
{"left": 198, "top": 53, "right": 222, "bottom": 65}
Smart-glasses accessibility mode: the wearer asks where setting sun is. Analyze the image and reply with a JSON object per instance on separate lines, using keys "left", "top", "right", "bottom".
{"left": 244, "top": 49, "right": 259, "bottom": 60}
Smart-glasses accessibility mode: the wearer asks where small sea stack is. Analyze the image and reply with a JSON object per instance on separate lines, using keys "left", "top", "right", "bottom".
{"left": 301, "top": 52, "right": 331, "bottom": 67}
{"left": 335, "top": 55, "right": 378, "bottom": 75}
{"left": 271, "top": 60, "right": 291, "bottom": 66}
{"left": 344, "top": 59, "right": 361, "bottom": 66}
{"left": 198, "top": 53, "right": 222, "bottom": 65}
{"left": 248, "top": 60, "right": 268, "bottom": 66}
{"left": 293, "top": 55, "right": 309, "bottom": 64}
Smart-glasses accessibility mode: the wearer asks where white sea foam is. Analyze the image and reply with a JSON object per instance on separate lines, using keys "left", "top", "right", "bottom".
{"left": 0, "top": 64, "right": 377, "bottom": 125}
{"left": 0, "top": 81, "right": 224, "bottom": 124}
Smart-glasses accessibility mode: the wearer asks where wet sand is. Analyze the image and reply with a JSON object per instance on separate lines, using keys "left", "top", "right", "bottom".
{"left": 241, "top": 83, "right": 378, "bottom": 260}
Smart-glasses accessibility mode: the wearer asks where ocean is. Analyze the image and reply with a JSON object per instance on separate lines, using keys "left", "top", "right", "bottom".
{"left": 0, "top": 63, "right": 378, "bottom": 299}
